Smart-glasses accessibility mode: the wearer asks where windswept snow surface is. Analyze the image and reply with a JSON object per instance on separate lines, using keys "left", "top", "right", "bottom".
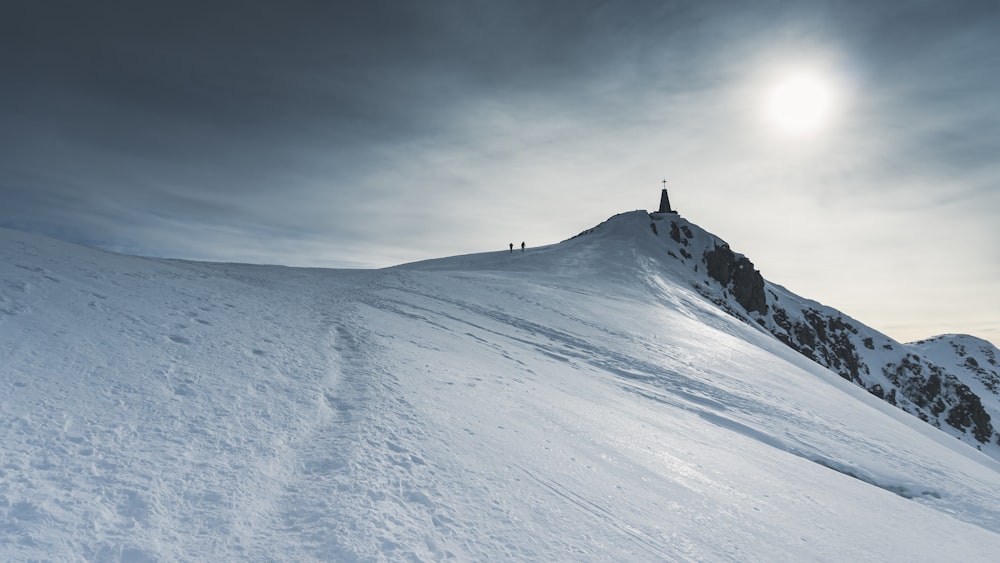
{"left": 3, "top": 214, "right": 1000, "bottom": 561}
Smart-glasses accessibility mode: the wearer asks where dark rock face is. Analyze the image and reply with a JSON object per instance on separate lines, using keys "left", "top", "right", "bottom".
{"left": 669, "top": 222, "right": 681, "bottom": 243}
{"left": 648, "top": 211, "right": 999, "bottom": 450}
{"left": 703, "top": 244, "right": 767, "bottom": 315}
{"left": 948, "top": 386, "right": 993, "bottom": 443}
{"left": 668, "top": 221, "right": 693, "bottom": 246}
{"left": 769, "top": 305, "right": 868, "bottom": 384}
{"left": 695, "top": 237, "right": 997, "bottom": 448}
{"left": 884, "top": 354, "right": 995, "bottom": 443}
{"left": 766, "top": 307, "right": 997, "bottom": 446}
{"left": 767, "top": 307, "right": 997, "bottom": 446}
{"left": 956, "top": 345, "right": 1000, "bottom": 393}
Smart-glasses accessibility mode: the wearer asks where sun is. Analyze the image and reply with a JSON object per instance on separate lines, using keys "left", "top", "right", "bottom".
{"left": 765, "top": 71, "right": 837, "bottom": 136}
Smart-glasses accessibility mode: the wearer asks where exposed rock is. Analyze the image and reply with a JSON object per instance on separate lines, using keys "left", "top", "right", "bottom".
{"left": 883, "top": 354, "right": 995, "bottom": 443}
{"left": 947, "top": 385, "right": 993, "bottom": 443}
{"left": 767, "top": 306, "right": 867, "bottom": 384}
{"left": 642, "top": 209, "right": 1000, "bottom": 451}
{"left": 668, "top": 221, "right": 691, "bottom": 247}
{"left": 703, "top": 244, "right": 767, "bottom": 314}
{"left": 669, "top": 222, "right": 682, "bottom": 243}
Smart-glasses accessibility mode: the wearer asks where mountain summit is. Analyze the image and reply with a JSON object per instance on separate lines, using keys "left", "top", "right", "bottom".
{"left": 569, "top": 210, "right": 1000, "bottom": 457}
{"left": 2, "top": 212, "right": 1000, "bottom": 560}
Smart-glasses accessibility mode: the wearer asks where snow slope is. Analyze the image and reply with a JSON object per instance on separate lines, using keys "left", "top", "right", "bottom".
{"left": 3, "top": 214, "right": 1000, "bottom": 561}
{"left": 636, "top": 210, "right": 1000, "bottom": 456}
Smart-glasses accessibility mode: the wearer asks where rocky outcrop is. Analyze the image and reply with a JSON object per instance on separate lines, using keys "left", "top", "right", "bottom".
{"left": 761, "top": 301, "right": 998, "bottom": 449}
{"left": 883, "top": 354, "right": 994, "bottom": 444}
{"left": 646, "top": 213, "right": 1000, "bottom": 452}
{"left": 769, "top": 305, "right": 868, "bottom": 385}
{"left": 703, "top": 244, "right": 767, "bottom": 315}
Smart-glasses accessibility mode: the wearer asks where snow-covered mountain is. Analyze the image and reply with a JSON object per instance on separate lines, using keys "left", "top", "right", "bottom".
{"left": 3, "top": 210, "right": 1000, "bottom": 561}
{"left": 638, "top": 210, "right": 1000, "bottom": 457}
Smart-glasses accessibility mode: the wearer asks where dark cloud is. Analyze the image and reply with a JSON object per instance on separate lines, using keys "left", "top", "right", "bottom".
{"left": 3, "top": 0, "right": 734, "bottom": 251}
{"left": 2, "top": 1, "right": 998, "bottom": 269}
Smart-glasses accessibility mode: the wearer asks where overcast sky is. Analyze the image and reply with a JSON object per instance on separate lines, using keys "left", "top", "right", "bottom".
{"left": 2, "top": 0, "right": 998, "bottom": 345}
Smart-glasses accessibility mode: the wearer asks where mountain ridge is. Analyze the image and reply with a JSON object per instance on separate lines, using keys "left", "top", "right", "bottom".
{"left": 581, "top": 210, "right": 1000, "bottom": 456}
{"left": 395, "top": 208, "right": 1000, "bottom": 456}
{"left": 3, "top": 214, "right": 1000, "bottom": 559}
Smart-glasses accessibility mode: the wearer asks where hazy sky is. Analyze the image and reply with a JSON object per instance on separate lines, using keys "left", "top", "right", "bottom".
{"left": 2, "top": 0, "right": 998, "bottom": 345}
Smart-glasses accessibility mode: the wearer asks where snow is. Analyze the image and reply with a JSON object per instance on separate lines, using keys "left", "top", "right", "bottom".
{"left": 3, "top": 215, "right": 1000, "bottom": 561}
{"left": 908, "top": 334, "right": 1000, "bottom": 424}
{"left": 636, "top": 210, "right": 1000, "bottom": 456}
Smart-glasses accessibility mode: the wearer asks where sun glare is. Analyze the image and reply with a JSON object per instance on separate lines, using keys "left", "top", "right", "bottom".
{"left": 765, "top": 71, "right": 837, "bottom": 136}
